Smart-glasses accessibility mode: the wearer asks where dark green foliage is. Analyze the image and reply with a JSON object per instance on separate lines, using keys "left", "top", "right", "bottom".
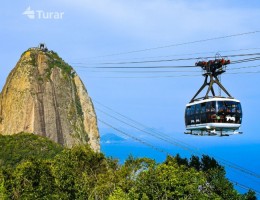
{"left": 132, "top": 159, "right": 208, "bottom": 199}
{"left": 51, "top": 145, "right": 117, "bottom": 199}
{"left": 0, "top": 134, "right": 256, "bottom": 199}
{"left": 0, "top": 168, "right": 12, "bottom": 199}
{"left": 164, "top": 153, "right": 189, "bottom": 167}
{"left": 117, "top": 155, "right": 156, "bottom": 193}
{"left": 201, "top": 154, "right": 222, "bottom": 171}
{"left": 0, "top": 133, "right": 63, "bottom": 168}
{"left": 12, "top": 159, "right": 57, "bottom": 199}
{"left": 243, "top": 190, "right": 257, "bottom": 200}
{"left": 189, "top": 155, "right": 201, "bottom": 170}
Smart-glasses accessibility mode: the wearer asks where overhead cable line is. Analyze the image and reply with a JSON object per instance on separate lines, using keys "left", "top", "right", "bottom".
{"left": 96, "top": 104, "right": 260, "bottom": 193}
{"left": 74, "top": 63, "right": 260, "bottom": 75}
{"left": 97, "top": 111, "right": 260, "bottom": 194}
{"left": 231, "top": 57, "right": 260, "bottom": 64}
{"left": 85, "top": 31, "right": 260, "bottom": 59}
{"left": 76, "top": 70, "right": 200, "bottom": 73}
{"left": 73, "top": 59, "right": 260, "bottom": 75}
{"left": 74, "top": 99, "right": 169, "bottom": 156}
{"left": 73, "top": 56, "right": 260, "bottom": 70}
{"left": 96, "top": 107, "right": 196, "bottom": 155}
{"left": 99, "top": 115, "right": 260, "bottom": 195}
{"left": 76, "top": 65, "right": 260, "bottom": 74}
{"left": 94, "top": 101, "right": 260, "bottom": 180}
{"left": 94, "top": 99, "right": 203, "bottom": 151}
{"left": 86, "top": 52, "right": 260, "bottom": 65}
{"left": 97, "top": 112, "right": 260, "bottom": 195}
{"left": 81, "top": 74, "right": 201, "bottom": 79}
{"left": 77, "top": 71, "right": 260, "bottom": 79}
{"left": 96, "top": 106, "right": 260, "bottom": 191}
{"left": 230, "top": 179, "right": 260, "bottom": 195}
{"left": 226, "top": 167, "right": 260, "bottom": 190}
{"left": 97, "top": 117, "right": 169, "bottom": 156}
{"left": 227, "top": 71, "right": 260, "bottom": 75}
{"left": 71, "top": 47, "right": 260, "bottom": 63}
{"left": 72, "top": 52, "right": 260, "bottom": 66}
{"left": 74, "top": 65, "right": 197, "bottom": 69}
{"left": 82, "top": 97, "right": 260, "bottom": 194}
{"left": 227, "top": 64, "right": 260, "bottom": 71}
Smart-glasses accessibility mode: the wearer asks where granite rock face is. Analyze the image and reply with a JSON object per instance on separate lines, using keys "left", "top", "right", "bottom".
{"left": 0, "top": 47, "right": 100, "bottom": 152}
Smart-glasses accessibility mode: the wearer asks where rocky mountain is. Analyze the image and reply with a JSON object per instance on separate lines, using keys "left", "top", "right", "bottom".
{"left": 0, "top": 45, "right": 100, "bottom": 151}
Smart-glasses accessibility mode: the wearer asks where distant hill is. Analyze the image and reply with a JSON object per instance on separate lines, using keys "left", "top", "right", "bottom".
{"left": 101, "top": 133, "right": 126, "bottom": 144}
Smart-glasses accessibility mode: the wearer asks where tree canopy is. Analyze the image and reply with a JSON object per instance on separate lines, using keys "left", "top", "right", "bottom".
{"left": 0, "top": 133, "right": 256, "bottom": 199}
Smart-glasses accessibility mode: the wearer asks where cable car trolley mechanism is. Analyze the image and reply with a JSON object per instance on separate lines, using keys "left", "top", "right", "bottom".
{"left": 184, "top": 56, "right": 242, "bottom": 136}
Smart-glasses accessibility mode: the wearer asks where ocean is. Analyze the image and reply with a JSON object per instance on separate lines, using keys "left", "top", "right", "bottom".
{"left": 101, "top": 140, "right": 260, "bottom": 198}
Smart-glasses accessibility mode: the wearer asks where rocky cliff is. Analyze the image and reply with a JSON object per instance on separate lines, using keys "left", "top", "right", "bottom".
{"left": 0, "top": 47, "right": 100, "bottom": 151}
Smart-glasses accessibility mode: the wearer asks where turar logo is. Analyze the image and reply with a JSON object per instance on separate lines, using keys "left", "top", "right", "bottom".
{"left": 22, "top": 6, "right": 64, "bottom": 20}
{"left": 23, "top": 6, "right": 35, "bottom": 19}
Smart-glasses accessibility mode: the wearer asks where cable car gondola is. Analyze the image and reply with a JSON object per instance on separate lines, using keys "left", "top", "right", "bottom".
{"left": 184, "top": 57, "right": 242, "bottom": 136}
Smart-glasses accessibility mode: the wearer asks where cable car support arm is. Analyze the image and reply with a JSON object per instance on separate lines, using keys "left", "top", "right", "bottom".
{"left": 190, "top": 58, "right": 233, "bottom": 102}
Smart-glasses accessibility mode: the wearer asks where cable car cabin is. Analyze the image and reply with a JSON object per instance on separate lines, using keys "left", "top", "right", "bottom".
{"left": 185, "top": 98, "right": 242, "bottom": 135}
{"left": 184, "top": 57, "right": 243, "bottom": 136}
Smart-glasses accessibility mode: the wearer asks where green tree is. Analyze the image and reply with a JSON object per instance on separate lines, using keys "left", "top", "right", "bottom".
{"left": 0, "top": 169, "right": 8, "bottom": 199}
{"left": 204, "top": 168, "right": 240, "bottom": 199}
{"left": 132, "top": 158, "right": 211, "bottom": 199}
{"left": 51, "top": 145, "right": 118, "bottom": 199}
{"left": 117, "top": 155, "right": 155, "bottom": 193}
{"left": 12, "top": 159, "right": 57, "bottom": 200}
{"left": 242, "top": 189, "right": 257, "bottom": 200}
{"left": 108, "top": 187, "right": 130, "bottom": 200}
{"left": 201, "top": 155, "right": 221, "bottom": 171}
{"left": 189, "top": 155, "right": 201, "bottom": 170}
{"left": 0, "top": 134, "right": 256, "bottom": 199}
{"left": 165, "top": 154, "right": 189, "bottom": 167}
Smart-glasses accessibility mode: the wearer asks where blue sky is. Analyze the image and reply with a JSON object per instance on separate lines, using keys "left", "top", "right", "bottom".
{"left": 1, "top": 0, "right": 260, "bottom": 145}
{"left": 1, "top": 1, "right": 260, "bottom": 194}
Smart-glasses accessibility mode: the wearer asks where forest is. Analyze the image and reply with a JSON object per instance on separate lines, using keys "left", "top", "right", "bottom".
{"left": 0, "top": 133, "right": 256, "bottom": 199}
